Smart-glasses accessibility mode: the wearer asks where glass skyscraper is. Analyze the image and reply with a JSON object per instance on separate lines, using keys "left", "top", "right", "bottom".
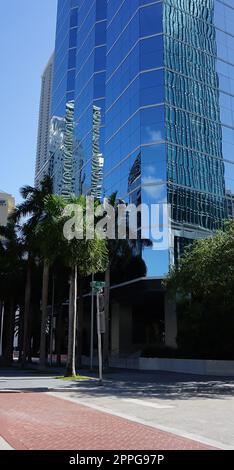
{"left": 45, "top": 0, "right": 234, "bottom": 352}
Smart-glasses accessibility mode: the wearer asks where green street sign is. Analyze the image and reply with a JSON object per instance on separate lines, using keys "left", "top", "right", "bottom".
{"left": 90, "top": 281, "right": 106, "bottom": 292}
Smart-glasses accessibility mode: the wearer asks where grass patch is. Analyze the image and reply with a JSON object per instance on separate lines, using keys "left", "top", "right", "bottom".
{"left": 55, "top": 375, "right": 92, "bottom": 381}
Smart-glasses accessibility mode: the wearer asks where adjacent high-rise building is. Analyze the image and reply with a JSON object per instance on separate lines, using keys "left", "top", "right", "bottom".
{"left": 35, "top": 54, "right": 54, "bottom": 188}
{"left": 36, "top": 0, "right": 234, "bottom": 354}
{"left": 0, "top": 191, "right": 15, "bottom": 227}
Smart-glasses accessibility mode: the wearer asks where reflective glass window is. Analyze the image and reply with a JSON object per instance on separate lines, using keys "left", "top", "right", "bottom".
{"left": 69, "top": 28, "right": 77, "bottom": 48}
{"left": 94, "top": 72, "right": 106, "bottom": 98}
{"left": 140, "top": 3, "right": 163, "bottom": 37}
{"left": 70, "top": 8, "right": 78, "bottom": 28}
{"left": 141, "top": 144, "right": 167, "bottom": 183}
{"left": 142, "top": 248, "right": 169, "bottom": 277}
{"left": 68, "top": 48, "right": 76, "bottom": 68}
{"left": 141, "top": 106, "right": 165, "bottom": 144}
{"left": 95, "top": 21, "right": 107, "bottom": 45}
{"left": 67, "top": 91, "right": 74, "bottom": 102}
{"left": 67, "top": 69, "right": 75, "bottom": 91}
{"left": 140, "top": 35, "right": 163, "bottom": 70}
{"left": 96, "top": 0, "right": 107, "bottom": 21}
{"left": 94, "top": 46, "right": 106, "bottom": 70}
{"left": 140, "top": 70, "right": 164, "bottom": 106}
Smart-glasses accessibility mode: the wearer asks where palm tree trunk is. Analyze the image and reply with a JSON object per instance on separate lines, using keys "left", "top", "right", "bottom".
{"left": 66, "top": 265, "right": 77, "bottom": 377}
{"left": 22, "top": 260, "right": 32, "bottom": 367}
{"left": 56, "top": 304, "right": 63, "bottom": 366}
{"left": 103, "top": 265, "right": 110, "bottom": 368}
{"left": 0, "top": 300, "right": 4, "bottom": 357}
{"left": 76, "top": 279, "right": 84, "bottom": 368}
{"left": 17, "top": 303, "right": 24, "bottom": 363}
{"left": 39, "top": 259, "right": 50, "bottom": 369}
{"left": 3, "top": 299, "right": 15, "bottom": 366}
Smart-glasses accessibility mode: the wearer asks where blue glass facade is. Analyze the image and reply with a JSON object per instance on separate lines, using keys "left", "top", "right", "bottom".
{"left": 50, "top": 0, "right": 78, "bottom": 194}
{"left": 73, "top": 0, "right": 107, "bottom": 195}
{"left": 50, "top": 0, "right": 234, "bottom": 278}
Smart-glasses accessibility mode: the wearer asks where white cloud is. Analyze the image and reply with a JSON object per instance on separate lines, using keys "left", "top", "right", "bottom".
{"left": 141, "top": 176, "right": 167, "bottom": 201}
{"left": 146, "top": 127, "right": 163, "bottom": 142}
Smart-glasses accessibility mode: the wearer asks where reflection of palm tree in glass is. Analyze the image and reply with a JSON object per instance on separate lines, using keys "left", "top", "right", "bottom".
{"left": 73, "top": 138, "right": 85, "bottom": 196}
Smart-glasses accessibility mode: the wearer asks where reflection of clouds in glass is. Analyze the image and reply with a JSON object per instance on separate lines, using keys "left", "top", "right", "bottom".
{"left": 144, "top": 164, "right": 155, "bottom": 175}
{"left": 146, "top": 127, "right": 163, "bottom": 141}
{"left": 142, "top": 177, "right": 166, "bottom": 201}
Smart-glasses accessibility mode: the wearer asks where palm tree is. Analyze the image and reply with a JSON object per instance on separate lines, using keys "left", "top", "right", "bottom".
{"left": 11, "top": 176, "right": 53, "bottom": 366}
{"left": 65, "top": 197, "right": 108, "bottom": 376}
{"left": 102, "top": 192, "right": 124, "bottom": 368}
{"left": 0, "top": 222, "right": 24, "bottom": 365}
{"left": 36, "top": 193, "right": 66, "bottom": 369}
{"left": 43, "top": 194, "right": 108, "bottom": 377}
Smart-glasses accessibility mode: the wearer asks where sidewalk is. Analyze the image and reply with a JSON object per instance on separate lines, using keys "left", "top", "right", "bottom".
{"left": 0, "top": 392, "right": 215, "bottom": 450}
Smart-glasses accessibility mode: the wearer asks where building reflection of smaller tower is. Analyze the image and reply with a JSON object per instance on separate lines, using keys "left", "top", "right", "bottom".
{"left": 48, "top": 115, "right": 66, "bottom": 194}
{"left": 127, "top": 152, "right": 142, "bottom": 256}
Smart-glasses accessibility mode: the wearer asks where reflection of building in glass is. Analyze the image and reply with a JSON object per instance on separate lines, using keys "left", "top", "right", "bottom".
{"left": 226, "top": 191, "right": 234, "bottom": 219}
{"left": 164, "top": 0, "right": 227, "bottom": 258}
{"left": 72, "top": 138, "right": 85, "bottom": 196}
{"left": 61, "top": 101, "right": 75, "bottom": 198}
{"left": 128, "top": 153, "right": 141, "bottom": 206}
{"left": 91, "top": 106, "right": 104, "bottom": 199}
{"left": 73, "top": 1, "right": 106, "bottom": 198}
{"left": 48, "top": 115, "right": 66, "bottom": 195}
{"left": 35, "top": 54, "right": 54, "bottom": 188}
{"left": 48, "top": 0, "right": 78, "bottom": 195}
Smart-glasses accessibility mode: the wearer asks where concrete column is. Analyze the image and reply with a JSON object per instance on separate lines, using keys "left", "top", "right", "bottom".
{"left": 164, "top": 293, "right": 177, "bottom": 348}
{"left": 111, "top": 302, "right": 120, "bottom": 357}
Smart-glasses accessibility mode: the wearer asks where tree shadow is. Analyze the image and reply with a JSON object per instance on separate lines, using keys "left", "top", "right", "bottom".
{"left": 1, "top": 368, "right": 234, "bottom": 401}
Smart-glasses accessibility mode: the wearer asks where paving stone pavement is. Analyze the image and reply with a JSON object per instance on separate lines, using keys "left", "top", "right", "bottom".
{"left": 0, "top": 392, "right": 216, "bottom": 450}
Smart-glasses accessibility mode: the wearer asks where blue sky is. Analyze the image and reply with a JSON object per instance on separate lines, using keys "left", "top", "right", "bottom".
{"left": 0, "top": 0, "right": 57, "bottom": 203}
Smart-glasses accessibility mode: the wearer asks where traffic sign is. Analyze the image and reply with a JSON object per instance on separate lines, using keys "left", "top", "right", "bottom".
{"left": 90, "top": 281, "right": 106, "bottom": 293}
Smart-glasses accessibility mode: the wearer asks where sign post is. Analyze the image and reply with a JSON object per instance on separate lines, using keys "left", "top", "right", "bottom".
{"left": 90, "top": 281, "right": 106, "bottom": 385}
{"left": 90, "top": 274, "right": 94, "bottom": 370}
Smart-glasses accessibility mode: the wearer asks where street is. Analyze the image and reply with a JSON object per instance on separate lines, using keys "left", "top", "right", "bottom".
{"left": 0, "top": 368, "right": 234, "bottom": 450}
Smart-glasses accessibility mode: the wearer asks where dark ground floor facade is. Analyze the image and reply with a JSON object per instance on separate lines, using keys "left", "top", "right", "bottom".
{"left": 80, "top": 279, "right": 177, "bottom": 361}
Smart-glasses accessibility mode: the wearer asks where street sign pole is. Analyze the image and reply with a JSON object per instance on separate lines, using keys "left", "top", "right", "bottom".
{"left": 90, "top": 273, "right": 94, "bottom": 370}
{"left": 96, "top": 291, "right": 103, "bottom": 385}
{"left": 90, "top": 281, "right": 106, "bottom": 384}
{"left": 49, "top": 275, "right": 55, "bottom": 367}
{"left": 90, "top": 278, "right": 105, "bottom": 385}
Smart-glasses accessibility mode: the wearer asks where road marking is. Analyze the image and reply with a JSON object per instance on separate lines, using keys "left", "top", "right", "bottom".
{"left": 121, "top": 398, "right": 174, "bottom": 409}
{"left": 0, "top": 437, "right": 13, "bottom": 450}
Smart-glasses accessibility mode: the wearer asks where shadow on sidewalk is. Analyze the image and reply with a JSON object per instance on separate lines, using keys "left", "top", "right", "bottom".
{"left": 1, "top": 367, "right": 234, "bottom": 401}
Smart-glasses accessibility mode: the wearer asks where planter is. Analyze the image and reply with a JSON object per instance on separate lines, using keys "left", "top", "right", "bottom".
{"left": 81, "top": 355, "right": 234, "bottom": 376}
{"left": 139, "top": 358, "right": 234, "bottom": 376}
